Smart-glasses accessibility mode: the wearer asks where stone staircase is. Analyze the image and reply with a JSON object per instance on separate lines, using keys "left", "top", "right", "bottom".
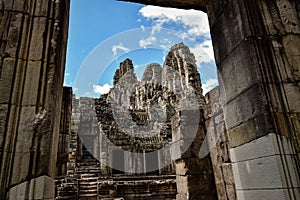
{"left": 55, "top": 176, "right": 78, "bottom": 199}
{"left": 78, "top": 173, "right": 98, "bottom": 200}
{"left": 56, "top": 148, "right": 101, "bottom": 200}
{"left": 56, "top": 147, "right": 176, "bottom": 199}
{"left": 76, "top": 161, "right": 100, "bottom": 199}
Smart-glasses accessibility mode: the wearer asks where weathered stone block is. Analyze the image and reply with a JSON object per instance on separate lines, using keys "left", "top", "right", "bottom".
{"left": 283, "top": 83, "right": 300, "bottom": 113}
{"left": 10, "top": 60, "right": 26, "bottom": 105}
{"left": 236, "top": 188, "right": 300, "bottom": 200}
{"left": 175, "top": 158, "right": 212, "bottom": 176}
{"left": 15, "top": 106, "right": 36, "bottom": 152}
{"left": 222, "top": 163, "right": 235, "bottom": 186}
{"left": 208, "top": 0, "right": 251, "bottom": 65}
{"left": 2, "top": 0, "right": 33, "bottom": 14}
{"left": 35, "top": 0, "right": 54, "bottom": 17}
{"left": 176, "top": 175, "right": 188, "bottom": 195}
{"left": 228, "top": 113, "right": 272, "bottom": 148}
{"left": 218, "top": 40, "right": 261, "bottom": 104}
{"left": 8, "top": 180, "right": 29, "bottom": 200}
{"left": 230, "top": 133, "right": 294, "bottom": 162}
{"left": 176, "top": 193, "right": 188, "bottom": 200}
{"left": 22, "top": 61, "right": 42, "bottom": 106}
{"left": 11, "top": 152, "right": 31, "bottom": 185}
{"left": 0, "top": 58, "right": 15, "bottom": 104}
{"left": 0, "top": 104, "right": 9, "bottom": 149}
{"left": 176, "top": 174, "right": 216, "bottom": 197}
{"left": 224, "top": 84, "right": 267, "bottom": 131}
{"left": 214, "top": 113, "right": 224, "bottom": 124}
{"left": 5, "top": 13, "right": 23, "bottom": 58}
{"left": 232, "top": 154, "right": 299, "bottom": 190}
{"left": 28, "top": 17, "right": 47, "bottom": 61}
{"left": 282, "top": 35, "right": 300, "bottom": 80}
{"left": 172, "top": 124, "right": 205, "bottom": 141}
{"left": 171, "top": 138, "right": 207, "bottom": 160}
{"left": 272, "top": 35, "right": 300, "bottom": 82}
{"left": 9, "top": 176, "right": 55, "bottom": 200}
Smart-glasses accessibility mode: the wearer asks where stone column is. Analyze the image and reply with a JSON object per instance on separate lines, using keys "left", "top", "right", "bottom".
{"left": 143, "top": 149, "right": 146, "bottom": 174}
{"left": 204, "top": 87, "right": 237, "bottom": 200}
{"left": 0, "top": 0, "right": 70, "bottom": 199}
{"left": 56, "top": 87, "right": 73, "bottom": 177}
{"left": 207, "top": 0, "right": 300, "bottom": 199}
{"left": 171, "top": 110, "right": 217, "bottom": 200}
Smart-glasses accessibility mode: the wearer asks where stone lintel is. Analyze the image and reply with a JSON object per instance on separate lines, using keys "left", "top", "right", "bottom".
{"left": 119, "top": 0, "right": 207, "bottom": 12}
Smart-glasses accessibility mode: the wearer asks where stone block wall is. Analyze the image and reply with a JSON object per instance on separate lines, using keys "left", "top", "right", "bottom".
{"left": 172, "top": 109, "right": 217, "bottom": 200}
{"left": 204, "top": 87, "right": 236, "bottom": 200}
{"left": 206, "top": 0, "right": 300, "bottom": 199}
{"left": 0, "top": 0, "right": 70, "bottom": 199}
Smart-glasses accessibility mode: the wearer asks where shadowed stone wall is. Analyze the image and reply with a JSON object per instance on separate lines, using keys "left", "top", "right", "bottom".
{"left": 56, "top": 87, "right": 73, "bottom": 177}
{"left": 0, "top": 0, "right": 70, "bottom": 199}
{"left": 204, "top": 87, "right": 236, "bottom": 200}
{"left": 207, "top": 1, "right": 300, "bottom": 199}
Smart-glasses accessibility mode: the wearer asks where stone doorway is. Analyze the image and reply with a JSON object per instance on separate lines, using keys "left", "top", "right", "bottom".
{"left": 0, "top": 0, "right": 299, "bottom": 199}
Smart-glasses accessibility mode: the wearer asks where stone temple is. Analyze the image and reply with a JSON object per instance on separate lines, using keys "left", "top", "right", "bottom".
{"left": 0, "top": 0, "right": 299, "bottom": 200}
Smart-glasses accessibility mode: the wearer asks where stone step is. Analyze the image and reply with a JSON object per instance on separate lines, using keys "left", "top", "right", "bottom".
{"left": 79, "top": 189, "right": 97, "bottom": 193}
{"left": 80, "top": 173, "right": 98, "bottom": 178}
{"left": 76, "top": 169, "right": 100, "bottom": 173}
{"left": 57, "top": 192, "right": 78, "bottom": 196}
{"left": 79, "top": 185, "right": 97, "bottom": 190}
{"left": 55, "top": 196, "right": 78, "bottom": 200}
{"left": 80, "top": 177, "right": 98, "bottom": 181}
{"left": 79, "top": 183, "right": 97, "bottom": 186}
{"left": 78, "top": 193, "right": 98, "bottom": 197}
{"left": 79, "top": 181, "right": 98, "bottom": 185}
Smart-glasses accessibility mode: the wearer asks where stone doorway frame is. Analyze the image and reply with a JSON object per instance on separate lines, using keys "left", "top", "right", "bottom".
{"left": 0, "top": 0, "right": 299, "bottom": 199}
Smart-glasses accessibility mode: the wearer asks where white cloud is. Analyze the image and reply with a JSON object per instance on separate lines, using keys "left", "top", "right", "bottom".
{"left": 112, "top": 43, "right": 130, "bottom": 57}
{"left": 202, "top": 79, "right": 218, "bottom": 95}
{"left": 139, "top": 36, "right": 156, "bottom": 48}
{"left": 139, "top": 6, "right": 210, "bottom": 37}
{"left": 190, "top": 40, "right": 215, "bottom": 66}
{"left": 93, "top": 84, "right": 112, "bottom": 95}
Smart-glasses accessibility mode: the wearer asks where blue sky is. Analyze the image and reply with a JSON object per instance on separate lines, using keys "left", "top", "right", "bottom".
{"left": 64, "top": 0, "right": 218, "bottom": 97}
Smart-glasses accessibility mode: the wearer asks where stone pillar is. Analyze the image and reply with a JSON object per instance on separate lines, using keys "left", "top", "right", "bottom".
{"left": 143, "top": 149, "right": 146, "bottom": 174}
{"left": 56, "top": 87, "right": 73, "bottom": 177}
{"left": 136, "top": 151, "right": 144, "bottom": 174}
{"left": 0, "top": 0, "right": 70, "bottom": 199}
{"left": 171, "top": 110, "right": 217, "bottom": 200}
{"left": 207, "top": 0, "right": 300, "bottom": 199}
{"left": 204, "top": 87, "right": 237, "bottom": 200}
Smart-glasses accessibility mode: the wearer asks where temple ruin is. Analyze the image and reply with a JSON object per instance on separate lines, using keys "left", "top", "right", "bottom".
{"left": 0, "top": 0, "right": 299, "bottom": 199}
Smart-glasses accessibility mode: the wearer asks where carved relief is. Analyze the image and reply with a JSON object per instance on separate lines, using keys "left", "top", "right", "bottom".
{"left": 277, "top": 0, "right": 300, "bottom": 34}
